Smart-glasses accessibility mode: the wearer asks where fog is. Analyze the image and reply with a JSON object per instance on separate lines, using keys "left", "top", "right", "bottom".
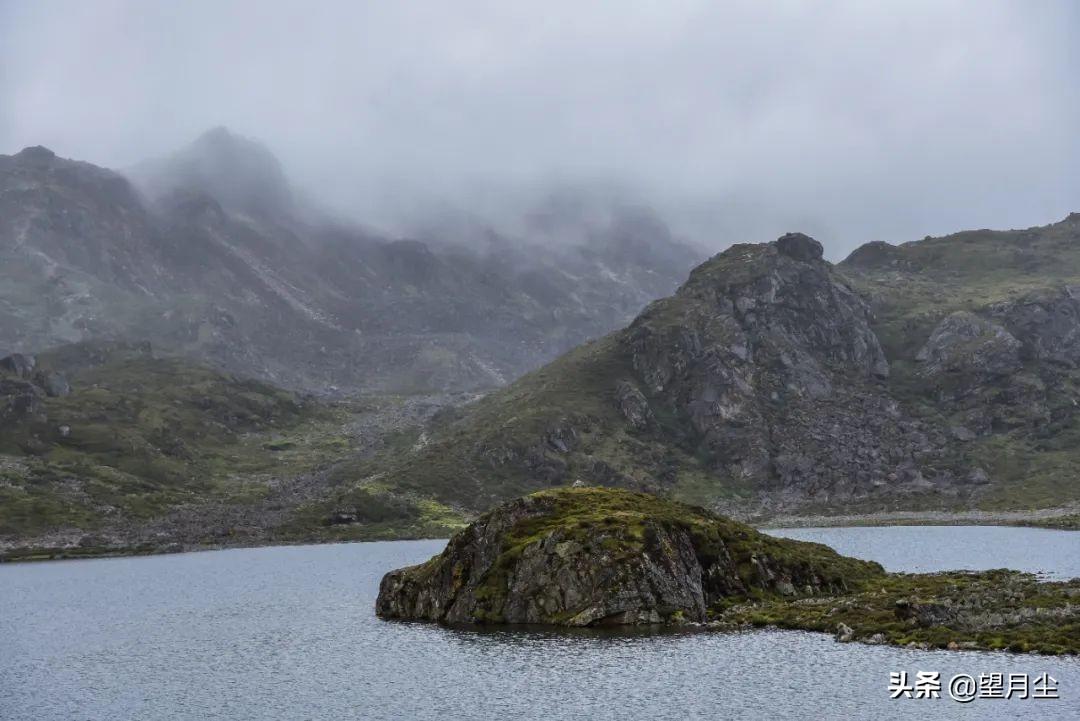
{"left": 2, "top": 0, "right": 1078, "bottom": 258}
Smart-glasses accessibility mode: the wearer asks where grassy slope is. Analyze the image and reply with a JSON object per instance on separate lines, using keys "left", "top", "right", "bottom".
{"left": 325, "top": 224, "right": 1080, "bottom": 526}
{"left": 315, "top": 248, "right": 786, "bottom": 522}
{"left": 0, "top": 345, "right": 475, "bottom": 555}
{"left": 0, "top": 353, "right": 319, "bottom": 536}
{"left": 310, "top": 335, "right": 633, "bottom": 515}
{"left": 10, "top": 219, "right": 1080, "bottom": 551}
{"left": 840, "top": 215, "right": 1080, "bottom": 511}
{"left": 840, "top": 219, "right": 1080, "bottom": 360}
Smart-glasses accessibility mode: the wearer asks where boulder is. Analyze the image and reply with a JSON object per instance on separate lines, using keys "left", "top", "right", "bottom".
{"left": 615, "top": 380, "right": 654, "bottom": 430}
{"left": 33, "top": 370, "right": 71, "bottom": 398}
{"left": 916, "top": 311, "right": 1022, "bottom": 378}
{"left": 0, "top": 353, "right": 36, "bottom": 379}
{"left": 991, "top": 286, "right": 1080, "bottom": 367}
{"left": 0, "top": 379, "right": 46, "bottom": 424}
{"left": 775, "top": 232, "right": 824, "bottom": 262}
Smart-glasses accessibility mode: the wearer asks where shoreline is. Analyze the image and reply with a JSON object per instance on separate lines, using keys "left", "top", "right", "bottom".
{"left": 756, "top": 507, "right": 1080, "bottom": 531}
{"left": 3, "top": 507, "right": 1078, "bottom": 564}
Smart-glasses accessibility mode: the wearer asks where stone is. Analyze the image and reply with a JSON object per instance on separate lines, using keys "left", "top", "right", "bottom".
{"left": 615, "top": 380, "right": 654, "bottom": 429}
{"left": 0, "top": 353, "right": 36, "bottom": 379}
{"left": 775, "top": 233, "right": 824, "bottom": 262}
{"left": 916, "top": 311, "right": 1022, "bottom": 378}
{"left": 0, "top": 379, "right": 46, "bottom": 424}
{"left": 835, "top": 622, "right": 855, "bottom": 642}
{"left": 34, "top": 370, "right": 71, "bottom": 398}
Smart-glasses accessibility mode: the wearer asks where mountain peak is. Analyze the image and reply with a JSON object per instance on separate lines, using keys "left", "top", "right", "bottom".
{"left": 775, "top": 232, "right": 823, "bottom": 262}
{"left": 15, "top": 145, "right": 57, "bottom": 167}
{"left": 134, "top": 127, "right": 294, "bottom": 217}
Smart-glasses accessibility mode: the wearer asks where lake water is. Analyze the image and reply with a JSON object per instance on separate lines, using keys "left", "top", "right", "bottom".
{"left": 1, "top": 527, "right": 1077, "bottom": 720}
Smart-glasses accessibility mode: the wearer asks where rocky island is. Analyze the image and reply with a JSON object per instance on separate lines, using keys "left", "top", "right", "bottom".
{"left": 377, "top": 487, "right": 1079, "bottom": 654}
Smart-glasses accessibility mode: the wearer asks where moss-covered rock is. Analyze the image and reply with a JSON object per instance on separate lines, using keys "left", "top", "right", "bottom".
{"left": 375, "top": 487, "right": 884, "bottom": 625}
{"left": 377, "top": 488, "right": 1080, "bottom": 654}
{"left": 720, "top": 569, "right": 1080, "bottom": 655}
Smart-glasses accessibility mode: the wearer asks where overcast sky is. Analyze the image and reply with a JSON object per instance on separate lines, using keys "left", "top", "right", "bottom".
{"left": 2, "top": 1, "right": 1078, "bottom": 258}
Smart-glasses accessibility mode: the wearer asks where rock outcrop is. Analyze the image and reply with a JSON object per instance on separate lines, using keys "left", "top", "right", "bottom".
{"left": 0, "top": 353, "right": 70, "bottom": 422}
{"left": 916, "top": 311, "right": 1022, "bottom": 379}
{"left": 0, "top": 378, "right": 46, "bottom": 425}
{"left": 375, "top": 487, "right": 882, "bottom": 626}
{"left": 375, "top": 487, "right": 1080, "bottom": 654}
{"left": 623, "top": 235, "right": 935, "bottom": 500}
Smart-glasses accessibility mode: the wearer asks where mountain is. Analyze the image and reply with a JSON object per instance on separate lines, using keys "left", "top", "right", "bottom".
{"left": 0, "top": 129, "right": 702, "bottom": 394}
{"left": 7, "top": 129, "right": 1080, "bottom": 553}
{"left": 0, "top": 341, "right": 467, "bottom": 559}
{"left": 317, "top": 221, "right": 1080, "bottom": 527}
{"left": 7, "top": 216, "right": 1080, "bottom": 559}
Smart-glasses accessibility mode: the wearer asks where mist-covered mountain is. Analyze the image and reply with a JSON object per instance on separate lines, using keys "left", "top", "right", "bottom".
{"left": 6, "top": 215, "right": 1080, "bottom": 559}
{"left": 319, "top": 218, "right": 1080, "bottom": 525}
{"left": 0, "top": 128, "right": 702, "bottom": 394}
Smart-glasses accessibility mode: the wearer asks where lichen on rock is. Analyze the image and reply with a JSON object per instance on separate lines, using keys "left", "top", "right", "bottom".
{"left": 375, "top": 487, "right": 882, "bottom": 626}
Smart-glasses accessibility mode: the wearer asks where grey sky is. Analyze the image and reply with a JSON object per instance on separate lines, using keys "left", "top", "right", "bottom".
{"left": 2, "top": 0, "right": 1078, "bottom": 258}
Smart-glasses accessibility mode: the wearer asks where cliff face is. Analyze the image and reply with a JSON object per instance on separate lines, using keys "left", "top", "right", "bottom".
{"left": 376, "top": 488, "right": 881, "bottom": 626}
{"left": 621, "top": 233, "right": 947, "bottom": 501}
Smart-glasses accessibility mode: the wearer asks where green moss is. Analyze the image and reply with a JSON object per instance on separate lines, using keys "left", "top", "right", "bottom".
{"left": 461, "top": 487, "right": 884, "bottom": 616}
{"left": 1021, "top": 514, "right": 1080, "bottom": 531}
{"left": 0, "top": 352, "right": 355, "bottom": 538}
{"left": 720, "top": 569, "right": 1080, "bottom": 654}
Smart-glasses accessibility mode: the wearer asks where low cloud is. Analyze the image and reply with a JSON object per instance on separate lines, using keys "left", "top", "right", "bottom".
{"left": 2, "top": 0, "right": 1078, "bottom": 257}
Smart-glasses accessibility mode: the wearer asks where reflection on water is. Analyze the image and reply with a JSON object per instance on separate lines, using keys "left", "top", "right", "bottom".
{"left": 1, "top": 530, "right": 1077, "bottom": 721}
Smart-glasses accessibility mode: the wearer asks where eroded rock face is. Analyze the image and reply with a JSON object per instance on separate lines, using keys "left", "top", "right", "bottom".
{"left": 33, "top": 370, "right": 70, "bottom": 398}
{"left": 991, "top": 286, "right": 1080, "bottom": 367}
{"left": 1, "top": 352, "right": 72, "bottom": 406}
{"left": 775, "top": 232, "right": 824, "bottom": 262}
{"left": 615, "top": 380, "right": 654, "bottom": 430}
{"left": 917, "top": 311, "right": 1022, "bottom": 380}
{"left": 0, "top": 379, "right": 46, "bottom": 425}
{"left": 620, "top": 237, "right": 954, "bottom": 500}
{"left": 375, "top": 488, "right": 881, "bottom": 626}
{"left": 0, "top": 353, "right": 36, "bottom": 379}
{"left": 908, "top": 289, "right": 1080, "bottom": 434}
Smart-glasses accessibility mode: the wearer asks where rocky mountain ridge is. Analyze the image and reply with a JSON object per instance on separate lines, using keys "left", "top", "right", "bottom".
{"left": 0, "top": 130, "right": 702, "bottom": 394}
{"left": 336, "top": 218, "right": 1080, "bottom": 524}
{"left": 5, "top": 133, "right": 1080, "bottom": 553}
